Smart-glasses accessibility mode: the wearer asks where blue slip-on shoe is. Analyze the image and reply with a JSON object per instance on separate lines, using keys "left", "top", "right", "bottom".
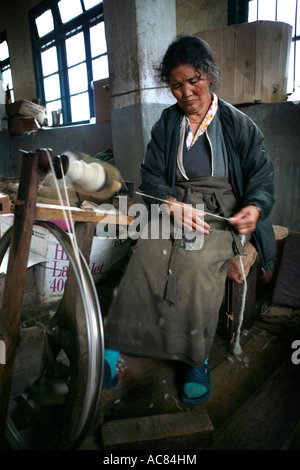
{"left": 103, "top": 360, "right": 119, "bottom": 388}
{"left": 180, "top": 363, "right": 211, "bottom": 404}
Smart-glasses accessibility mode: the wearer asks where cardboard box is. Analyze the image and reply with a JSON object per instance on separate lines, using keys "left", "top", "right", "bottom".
{"left": 37, "top": 185, "right": 79, "bottom": 207}
{"left": 0, "top": 215, "right": 131, "bottom": 304}
{"left": 0, "top": 194, "right": 10, "bottom": 214}
{"left": 34, "top": 230, "right": 131, "bottom": 304}
{"left": 0, "top": 215, "right": 50, "bottom": 265}
{"left": 6, "top": 99, "right": 45, "bottom": 124}
{"left": 93, "top": 79, "right": 111, "bottom": 122}
{"left": 197, "top": 21, "right": 292, "bottom": 105}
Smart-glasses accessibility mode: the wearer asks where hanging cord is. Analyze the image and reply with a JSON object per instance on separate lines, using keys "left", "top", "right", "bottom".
{"left": 45, "top": 151, "right": 92, "bottom": 311}
{"left": 232, "top": 236, "right": 248, "bottom": 356}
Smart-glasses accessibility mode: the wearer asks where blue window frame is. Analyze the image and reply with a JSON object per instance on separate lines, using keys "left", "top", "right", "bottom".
{"left": 29, "top": 0, "right": 108, "bottom": 126}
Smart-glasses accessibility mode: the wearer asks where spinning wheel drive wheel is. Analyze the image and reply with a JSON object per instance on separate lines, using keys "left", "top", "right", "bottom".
{"left": 0, "top": 221, "right": 104, "bottom": 450}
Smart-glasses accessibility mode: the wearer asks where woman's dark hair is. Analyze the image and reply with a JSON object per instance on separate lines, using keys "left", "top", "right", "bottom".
{"left": 156, "top": 35, "right": 220, "bottom": 92}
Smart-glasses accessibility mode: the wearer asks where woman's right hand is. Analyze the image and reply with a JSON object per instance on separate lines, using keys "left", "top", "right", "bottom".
{"left": 162, "top": 198, "right": 210, "bottom": 234}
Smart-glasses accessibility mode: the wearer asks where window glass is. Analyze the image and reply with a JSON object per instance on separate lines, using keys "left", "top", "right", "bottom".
{"left": 35, "top": 10, "right": 54, "bottom": 37}
{"left": 66, "top": 32, "right": 86, "bottom": 66}
{"left": 30, "top": 0, "right": 105, "bottom": 124}
{"left": 58, "top": 0, "right": 83, "bottom": 23}
{"left": 2, "top": 67, "right": 13, "bottom": 92}
{"left": 277, "top": 0, "right": 296, "bottom": 34}
{"left": 70, "top": 93, "right": 90, "bottom": 122}
{"left": 258, "top": 0, "right": 276, "bottom": 21}
{"left": 9, "top": 89, "right": 15, "bottom": 102}
{"left": 44, "top": 74, "right": 61, "bottom": 101}
{"left": 0, "top": 40, "right": 9, "bottom": 61}
{"left": 287, "top": 42, "right": 294, "bottom": 94}
{"left": 83, "top": 0, "right": 102, "bottom": 10}
{"left": 92, "top": 56, "right": 109, "bottom": 81}
{"left": 41, "top": 46, "right": 58, "bottom": 76}
{"left": 248, "top": 0, "right": 257, "bottom": 22}
{"left": 90, "top": 22, "right": 107, "bottom": 57}
{"left": 68, "top": 63, "right": 88, "bottom": 94}
{"left": 46, "top": 100, "right": 62, "bottom": 126}
{"left": 0, "top": 38, "right": 14, "bottom": 100}
{"left": 295, "top": 42, "right": 300, "bottom": 89}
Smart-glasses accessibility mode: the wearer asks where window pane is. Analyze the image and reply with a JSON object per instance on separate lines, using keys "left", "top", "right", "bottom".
{"left": 35, "top": 9, "right": 54, "bottom": 37}
{"left": 41, "top": 46, "right": 58, "bottom": 76}
{"left": 58, "top": 0, "right": 83, "bottom": 23}
{"left": 277, "top": 0, "right": 296, "bottom": 34}
{"left": 90, "top": 22, "right": 107, "bottom": 57}
{"left": 44, "top": 74, "right": 61, "bottom": 101}
{"left": 0, "top": 40, "right": 9, "bottom": 61}
{"left": 2, "top": 67, "right": 13, "bottom": 90}
{"left": 287, "top": 41, "right": 294, "bottom": 94}
{"left": 248, "top": 0, "right": 257, "bottom": 22}
{"left": 92, "top": 55, "right": 109, "bottom": 81}
{"left": 83, "top": 0, "right": 102, "bottom": 10}
{"left": 46, "top": 100, "right": 62, "bottom": 126}
{"left": 70, "top": 93, "right": 90, "bottom": 122}
{"left": 295, "top": 41, "right": 300, "bottom": 90}
{"left": 258, "top": 0, "right": 276, "bottom": 21}
{"left": 68, "top": 63, "right": 88, "bottom": 94}
{"left": 66, "top": 32, "right": 86, "bottom": 66}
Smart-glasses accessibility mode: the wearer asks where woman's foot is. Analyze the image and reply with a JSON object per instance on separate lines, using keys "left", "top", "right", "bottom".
{"left": 103, "top": 349, "right": 120, "bottom": 387}
{"left": 181, "top": 360, "right": 211, "bottom": 404}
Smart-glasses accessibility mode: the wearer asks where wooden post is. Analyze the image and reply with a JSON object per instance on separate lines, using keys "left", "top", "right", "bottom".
{"left": 0, "top": 151, "right": 45, "bottom": 447}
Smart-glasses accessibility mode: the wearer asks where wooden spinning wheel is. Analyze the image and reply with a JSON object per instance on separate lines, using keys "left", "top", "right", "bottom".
{"left": 0, "top": 149, "right": 129, "bottom": 450}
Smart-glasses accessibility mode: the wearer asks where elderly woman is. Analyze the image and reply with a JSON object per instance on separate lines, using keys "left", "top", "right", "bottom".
{"left": 103, "top": 35, "right": 276, "bottom": 404}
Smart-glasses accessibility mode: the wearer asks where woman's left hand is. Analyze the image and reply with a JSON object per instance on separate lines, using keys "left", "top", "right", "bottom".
{"left": 229, "top": 205, "right": 260, "bottom": 234}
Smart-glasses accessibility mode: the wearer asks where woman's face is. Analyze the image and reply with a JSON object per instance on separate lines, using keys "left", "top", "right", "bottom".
{"left": 169, "top": 64, "right": 212, "bottom": 117}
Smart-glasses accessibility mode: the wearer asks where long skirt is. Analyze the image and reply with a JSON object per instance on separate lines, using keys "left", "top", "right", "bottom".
{"left": 103, "top": 177, "right": 244, "bottom": 368}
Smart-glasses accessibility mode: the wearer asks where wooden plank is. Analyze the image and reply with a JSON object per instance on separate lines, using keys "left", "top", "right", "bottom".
{"left": 101, "top": 409, "right": 214, "bottom": 450}
{"left": 213, "top": 358, "right": 300, "bottom": 450}
{"left": 34, "top": 203, "right": 135, "bottom": 225}
{"left": 197, "top": 21, "right": 292, "bottom": 105}
{"left": 206, "top": 328, "right": 291, "bottom": 430}
{"left": 285, "top": 418, "right": 300, "bottom": 450}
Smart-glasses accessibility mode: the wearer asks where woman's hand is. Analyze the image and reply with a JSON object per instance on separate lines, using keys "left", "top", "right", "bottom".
{"left": 229, "top": 205, "right": 260, "bottom": 234}
{"left": 162, "top": 198, "right": 210, "bottom": 234}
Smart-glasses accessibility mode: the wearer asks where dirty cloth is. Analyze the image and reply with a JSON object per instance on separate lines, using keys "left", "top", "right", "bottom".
{"left": 104, "top": 177, "right": 241, "bottom": 368}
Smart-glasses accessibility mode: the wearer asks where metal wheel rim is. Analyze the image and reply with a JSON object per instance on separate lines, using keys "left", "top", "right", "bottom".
{"left": 0, "top": 221, "right": 104, "bottom": 449}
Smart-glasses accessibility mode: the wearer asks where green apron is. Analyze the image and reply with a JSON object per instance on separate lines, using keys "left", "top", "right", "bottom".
{"left": 104, "top": 177, "right": 244, "bottom": 368}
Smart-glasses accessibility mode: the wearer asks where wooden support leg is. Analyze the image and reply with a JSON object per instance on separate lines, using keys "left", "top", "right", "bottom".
{"left": 0, "top": 151, "right": 46, "bottom": 446}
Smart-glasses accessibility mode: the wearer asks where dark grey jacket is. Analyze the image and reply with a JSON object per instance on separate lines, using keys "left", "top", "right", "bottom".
{"left": 139, "top": 98, "right": 276, "bottom": 271}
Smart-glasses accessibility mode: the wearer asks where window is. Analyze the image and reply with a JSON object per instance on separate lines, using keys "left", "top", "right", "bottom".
{"left": 248, "top": 0, "right": 299, "bottom": 94}
{"left": 0, "top": 32, "right": 14, "bottom": 102}
{"left": 29, "top": 0, "right": 108, "bottom": 126}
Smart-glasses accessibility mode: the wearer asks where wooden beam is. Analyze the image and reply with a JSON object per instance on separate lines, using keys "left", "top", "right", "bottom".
{"left": 101, "top": 409, "right": 214, "bottom": 450}
{"left": 34, "top": 203, "right": 135, "bottom": 225}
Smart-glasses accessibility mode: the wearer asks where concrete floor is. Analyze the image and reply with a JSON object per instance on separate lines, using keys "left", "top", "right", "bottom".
{"left": 79, "top": 319, "right": 300, "bottom": 451}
